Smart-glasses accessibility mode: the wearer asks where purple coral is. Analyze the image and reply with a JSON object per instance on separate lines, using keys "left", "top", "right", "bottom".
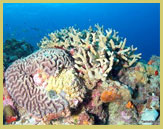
{"left": 4, "top": 48, "right": 77, "bottom": 121}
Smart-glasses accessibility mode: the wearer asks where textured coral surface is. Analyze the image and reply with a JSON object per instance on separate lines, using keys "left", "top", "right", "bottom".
{"left": 3, "top": 25, "right": 160, "bottom": 125}
{"left": 38, "top": 24, "right": 141, "bottom": 90}
{"left": 4, "top": 48, "right": 86, "bottom": 121}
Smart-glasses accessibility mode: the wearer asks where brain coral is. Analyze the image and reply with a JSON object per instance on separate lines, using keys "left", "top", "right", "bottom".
{"left": 4, "top": 48, "right": 86, "bottom": 121}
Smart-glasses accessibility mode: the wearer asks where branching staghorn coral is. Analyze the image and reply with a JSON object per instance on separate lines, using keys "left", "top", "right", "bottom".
{"left": 38, "top": 24, "right": 141, "bottom": 89}
{"left": 73, "top": 47, "right": 114, "bottom": 89}
{"left": 5, "top": 48, "right": 86, "bottom": 122}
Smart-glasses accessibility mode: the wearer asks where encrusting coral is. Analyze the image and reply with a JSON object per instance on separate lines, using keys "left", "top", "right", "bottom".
{"left": 100, "top": 81, "right": 132, "bottom": 103}
{"left": 117, "top": 55, "right": 160, "bottom": 124}
{"left": 51, "top": 108, "right": 95, "bottom": 125}
{"left": 108, "top": 101, "right": 138, "bottom": 125}
{"left": 4, "top": 48, "right": 86, "bottom": 122}
{"left": 38, "top": 24, "right": 141, "bottom": 89}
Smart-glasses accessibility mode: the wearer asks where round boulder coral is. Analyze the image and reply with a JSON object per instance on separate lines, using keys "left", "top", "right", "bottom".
{"left": 4, "top": 48, "right": 86, "bottom": 121}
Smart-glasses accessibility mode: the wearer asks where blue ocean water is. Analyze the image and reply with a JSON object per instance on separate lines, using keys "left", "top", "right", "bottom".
{"left": 3, "top": 3, "right": 160, "bottom": 61}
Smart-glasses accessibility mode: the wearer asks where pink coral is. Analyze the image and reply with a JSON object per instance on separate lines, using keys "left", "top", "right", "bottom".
{"left": 33, "top": 73, "right": 44, "bottom": 86}
{"left": 3, "top": 99, "right": 14, "bottom": 108}
{"left": 32, "top": 69, "right": 49, "bottom": 88}
{"left": 4, "top": 48, "right": 84, "bottom": 121}
{"left": 3, "top": 87, "right": 15, "bottom": 109}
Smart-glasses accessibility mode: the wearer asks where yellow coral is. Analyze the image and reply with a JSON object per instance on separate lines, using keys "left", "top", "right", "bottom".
{"left": 45, "top": 68, "right": 84, "bottom": 104}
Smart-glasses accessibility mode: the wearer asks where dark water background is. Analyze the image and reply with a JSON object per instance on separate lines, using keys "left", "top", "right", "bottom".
{"left": 3, "top": 3, "right": 160, "bottom": 61}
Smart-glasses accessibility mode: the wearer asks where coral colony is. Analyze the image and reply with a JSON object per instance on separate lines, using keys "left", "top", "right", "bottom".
{"left": 3, "top": 39, "right": 34, "bottom": 69}
{"left": 3, "top": 24, "right": 160, "bottom": 125}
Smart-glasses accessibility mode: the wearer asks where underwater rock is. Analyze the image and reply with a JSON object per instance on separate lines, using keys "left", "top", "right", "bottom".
{"left": 119, "top": 56, "right": 160, "bottom": 89}
{"left": 3, "top": 105, "right": 18, "bottom": 124}
{"left": 100, "top": 80, "right": 132, "bottom": 103}
{"left": 51, "top": 110, "right": 94, "bottom": 125}
{"left": 3, "top": 38, "right": 34, "bottom": 69}
{"left": 108, "top": 101, "right": 138, "bottom": 125}
{"left": 146, "top": 56, "right": 160, "bottom": 76}
{"left": 78, "top": 111, "right": 94, "bottom": 125}
{"left": 136, "top": 95, "right": 159, "bottom": 117}
{"left": 85, "top": 87, "right": 108, "bottom": 124}
{"left": 4, "top": 48, "right": 86, "bottom": 122}
{"left": 3, "top": 87, "right": 18, "bottom": 124}
{"left": 117, "top": 55, "right": 160, "bottom": 125}
{"left": 139, "top": 108, "right": 159, "bottom": 125}
{"left": 118, "top": 63, "right": 148, "bottom": 89}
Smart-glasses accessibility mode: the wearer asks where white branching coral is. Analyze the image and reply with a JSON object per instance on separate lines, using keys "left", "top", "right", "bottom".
{"left": 38, "top": 24, "right": 141, "bottom": 89}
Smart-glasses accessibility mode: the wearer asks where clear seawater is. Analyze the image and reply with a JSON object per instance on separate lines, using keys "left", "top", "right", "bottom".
{"left": 3, "top": 3, "right": 160, "bottom": 61}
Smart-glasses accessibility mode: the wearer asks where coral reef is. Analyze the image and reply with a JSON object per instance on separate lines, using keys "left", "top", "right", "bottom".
{"left": 3, "top": 87, "right": 18, "bottom": 124}
{"left": 44, "top": 68, "right": 85, "bottom": 108}
{"left": 85, "top": 86, "right": 108, "bottom": 124}
{"left": 139, "top": 108, "right": 159, "bottom": 125}
{"left": 3, "top": 38, "right": 34, "bottom": 69}
{"left": 4, "top": 48, "right": 86, "bottom": 122}
{"left": 4, "top": 25, "right": 160, "bottom": 125}
{"left": 38, "top": 24, "right": 141, "bottom": 89}
{"left": 51, "top": 110, "right": 94, "bottom": 125}
{"left": 117, "top": 55, "right": 160, "bottom": 125}
{"left": 108, "top": 101, "right": 138, "bottom": 125}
